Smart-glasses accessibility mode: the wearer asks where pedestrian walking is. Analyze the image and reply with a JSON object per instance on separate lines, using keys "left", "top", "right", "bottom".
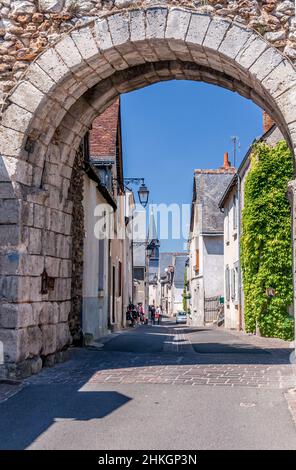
{"left": 156, "top": 306, "right": 161, "bottom": 325}
{"left": 150, "top": 305, "right": 156, "bottom": 325}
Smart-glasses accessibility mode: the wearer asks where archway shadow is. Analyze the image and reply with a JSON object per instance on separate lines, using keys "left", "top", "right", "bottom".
{"left": 0, "top": 385, "right": 131, "bottom": 450}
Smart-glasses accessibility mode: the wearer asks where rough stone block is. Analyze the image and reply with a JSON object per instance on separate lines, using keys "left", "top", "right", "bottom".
{"left": 186, "top": 13, "right": 210, "bottom": 46}
{"left": 29, "top": 356, "right": 42, "bottom": 375}
{"left": 0, "top": 225, "right": 19, "bottom": 247}
{"left": 33, "top": 203, "right": 46, "bottom": 228}
{"left": 0, "top": 327, "right": 27, "bottom": 362}
{"left": 277, "top": 86, "right": 296, "bottom": 125}
{"left": 71, "top": 26, "right": 99, "bottom": 65}
{"left": 108, "top": 13, "right": 130, "bottom": 47}
{"left": 45, "top": 256, "right": 60, "bottom": 278}
{"left": 203, "top": 18, "right": 230, "bottom": 51}
{"left": 1, "top": 104, "right": 33, "bottom": 134}
{"left": 41, "top": 324, "right": 57, "bottom": 355}
{"left": 0, "top": 127, "right": 24, "bottom": 157}
{"left": 56, "top": 322, "right": 71, "bottom": 350}
{"left": 0, "top": 303, "right": 34, "bottom": 329}
{"left": 236, "top": 35, "right": 268, "bottom": 70}
{"left": 36, "top": 48, "right": 71, "bottom": 84}
{"left": 55, "top": 35, "right": 83, "bottom": 72}
{"left": 0, "top": 199, "right": 19, "bottom": 224}
{"left": 0, "top": 276, "right": 18, "bottom": 302}
{"left": 249, "top": 47, "right": 283, "bottom": 82}
{"left": 165, "top": 9, "right": 191, "bottom": 41}
{"left": 94, "top": 18, "right": 113, "bottom": 51}
{"left": 42, "top": 230, "right": 56, "bottom": 257}
{"left": 9, "top": 81, "right": 45, "bottom": 114}
{"left": 0, "top": 252, "right": 19, "bottom": 275}
{"left": 43, "top": 353, "right": 55, "bottom": 367}
{"left": 262, "top": 60, "right": 296, "bottom": 99}
{"left": 146, "top": 8, "right": 168, "bottom": 39}
{"left": 59, "top": 259, "right": 71, "bottom": 278}
{"left": 59, "top": 301, "right": 71, "bottom": 322}
{"left": 219, "top": 24, "right": 252, "bottom": 59}
{"left": 19, "top": 254, "right": 44, "bottom": 276}
{"left": 0, "top": 183, "right": 14, "bottom": 199}
{"left": 27, "top": 227, "right": 42, "bottom": 255}
{"left": 130, "top": 9, "right": 146, "bottom": 42}
{"left": 27, "top": 326, "right": 42, "bottom": 357}
{"left": 39, "top": 302, "right": 59, "bottom": 325}
{"left": 25, "top": 62, "right": 56, "bottom": 95}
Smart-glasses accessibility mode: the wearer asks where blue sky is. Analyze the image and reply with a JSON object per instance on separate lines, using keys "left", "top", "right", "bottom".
{"left": 121, "top": 80, "right": 263, "bottom": 252}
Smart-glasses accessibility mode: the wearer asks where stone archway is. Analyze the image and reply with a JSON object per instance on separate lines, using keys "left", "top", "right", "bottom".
{"left": 1, "top": 6, "right": 296, "bottom": 376}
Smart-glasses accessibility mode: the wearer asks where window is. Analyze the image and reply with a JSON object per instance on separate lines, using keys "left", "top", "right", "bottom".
{"left": 134, "top": 267, "right": 144, "bottom": 281}
{"left": 98, "top": 239, "right": 105, "bottom": 291}
{"left": 225, "top": 208, "right": 229, "bottom": 243}
{"left": 225, "top": 266, "right": 230, "bottom": 302}
{"left": 231, "top": 263, "right": 239, "bottom": 302}
{"left": 231, "top": 268, "right": 236, "bottom": 300}
{"left": 118, "top": 261, "right": 122, "bottom": 297}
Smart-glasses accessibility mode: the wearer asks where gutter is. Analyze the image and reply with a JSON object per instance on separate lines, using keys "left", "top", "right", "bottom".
{"left": 84, "top": 162, "right": 117, "bottom": 211}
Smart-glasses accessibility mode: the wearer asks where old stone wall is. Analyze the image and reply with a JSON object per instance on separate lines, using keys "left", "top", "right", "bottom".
{"left": 1, "top": 1, "right": 296, "bottom": 107}
{"left": 68, "top": 143, "right": 84, "bottom": 345}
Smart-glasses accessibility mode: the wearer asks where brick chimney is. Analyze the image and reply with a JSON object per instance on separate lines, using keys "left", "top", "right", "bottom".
{"left": 223, "top": 152, "right": 230, "bottom": 169}
{"left": 89, "top": 98, "right": 120, "bottom": 159}
{"left": 263, "top": 111, "right": 274, "bottom": 134}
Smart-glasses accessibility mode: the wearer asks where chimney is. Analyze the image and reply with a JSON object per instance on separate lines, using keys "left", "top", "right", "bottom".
{"left": 263, "top": 111, "right": 274, "bottom": 134}
{"left": 223, "top": 152, "right": 230, "bottom": 169}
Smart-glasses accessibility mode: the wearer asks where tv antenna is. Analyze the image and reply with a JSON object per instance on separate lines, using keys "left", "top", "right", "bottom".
{"left": 231, "top": 136, "right": 240, "bottom": 167}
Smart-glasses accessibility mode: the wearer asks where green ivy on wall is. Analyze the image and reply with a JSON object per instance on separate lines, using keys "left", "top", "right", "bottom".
{"left": 241, "top": 140, "right": 294, "bottom": 341}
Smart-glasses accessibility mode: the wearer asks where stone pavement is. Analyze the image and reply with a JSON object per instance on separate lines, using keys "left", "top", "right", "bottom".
{"left": 23, "top": 324, "right": 296, "bottom": 391}
{"left": 1, "top": 323, "right": 296, "bottom": 449}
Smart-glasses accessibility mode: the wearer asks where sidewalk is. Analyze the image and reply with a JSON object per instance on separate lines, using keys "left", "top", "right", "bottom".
{"left": 225, "top": 327, "right": 295, "bottom": 360}
{"left": 0, "top": 380, "right": 25, "bottom": 404}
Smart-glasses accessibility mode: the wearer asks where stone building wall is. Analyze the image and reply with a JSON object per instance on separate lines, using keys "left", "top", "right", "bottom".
{"left": 68, "top": 143, "right": 84, "bottom": 345}
{"left": 1, "top": 1, "right": 296, "bottom": 107}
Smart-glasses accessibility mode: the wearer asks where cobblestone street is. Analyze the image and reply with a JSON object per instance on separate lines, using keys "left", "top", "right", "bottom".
{"left": 1, "top": 320, "right": 296, "bottom": 449}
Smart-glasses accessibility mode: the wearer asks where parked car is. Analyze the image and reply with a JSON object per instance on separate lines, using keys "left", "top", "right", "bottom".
{"left": 175, "top": 311, "right": 187, "bottom": 324}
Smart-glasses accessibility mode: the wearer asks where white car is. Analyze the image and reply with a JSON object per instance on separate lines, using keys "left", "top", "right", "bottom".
{"left": 176, "top": 311, "right": 187, "bottom": 324}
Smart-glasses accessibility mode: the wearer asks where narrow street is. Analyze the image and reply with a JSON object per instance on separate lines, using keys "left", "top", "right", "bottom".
{"left": 1, "top": 319, "right": 295, "bottom": 450}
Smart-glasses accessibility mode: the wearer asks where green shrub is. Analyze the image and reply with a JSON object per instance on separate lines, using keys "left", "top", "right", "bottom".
{"left": 241, "top": 141, "right": 294, "bottom": 341}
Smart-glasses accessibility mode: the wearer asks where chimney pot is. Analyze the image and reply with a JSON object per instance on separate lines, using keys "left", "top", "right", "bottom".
{"left": 223, "top": 152, "right": 230, "bottom": 169}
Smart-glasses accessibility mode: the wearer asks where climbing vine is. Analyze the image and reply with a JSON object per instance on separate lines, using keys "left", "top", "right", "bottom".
{"left": 241, "top": 141, "right": 294, "bottom": 341}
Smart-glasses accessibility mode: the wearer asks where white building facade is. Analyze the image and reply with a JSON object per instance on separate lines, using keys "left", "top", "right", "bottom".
{"left": 219, "top": 120, "right": 285, "bottom": 330}
{"left": 188, "top": 156, "right": 235, "bottom": 326}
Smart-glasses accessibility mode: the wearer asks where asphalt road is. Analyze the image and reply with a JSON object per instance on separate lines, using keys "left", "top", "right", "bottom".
{"left": 0, "top": 320, "right": 295, "bottom": 450}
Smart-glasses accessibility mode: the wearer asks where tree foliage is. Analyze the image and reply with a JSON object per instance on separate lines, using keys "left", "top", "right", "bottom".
{"left": 241, "top": 141, "right": 294, "bottom": 341}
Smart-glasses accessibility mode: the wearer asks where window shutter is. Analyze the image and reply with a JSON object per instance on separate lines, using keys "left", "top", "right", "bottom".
{"left": 225, "top": 266, "right": 230, "bottom": 302}
{"left": 195, "top": 249, "right": 199, "bottom": 272}
{"left": 231, "top": 268, "right": 235, "bottom": 300}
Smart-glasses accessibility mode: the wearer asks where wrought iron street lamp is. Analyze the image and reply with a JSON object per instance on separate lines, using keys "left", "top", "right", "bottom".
{"left": 137, "top": 182, "right": 149, "bottom": 208}
{"left": 124, "top": 177, "right": 149, "bottom": 208}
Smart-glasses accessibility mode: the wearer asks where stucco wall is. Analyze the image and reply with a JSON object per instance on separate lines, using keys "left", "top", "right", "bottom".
{"left": 223, "top": 185, "right": 239, "bottom": 329}
{"left": 82, "top": 175, "right": 109, "bottom": 341}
